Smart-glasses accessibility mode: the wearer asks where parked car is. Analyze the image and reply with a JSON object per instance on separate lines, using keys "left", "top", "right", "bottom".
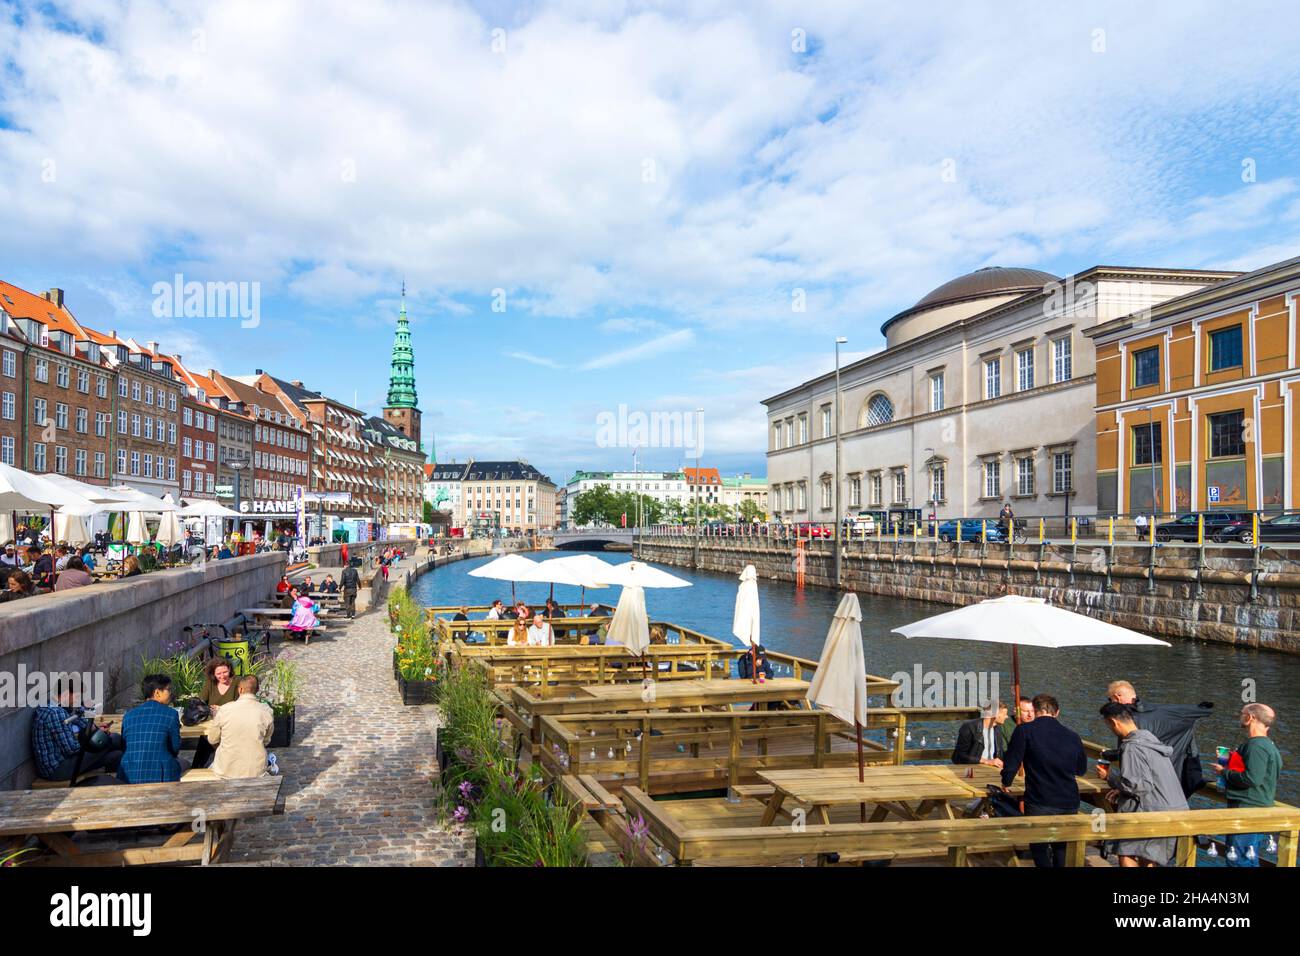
{"left": 845, "top": 513, "right": 877, "bottom": 535}
{"left": 1214, "top": 512, "right": 1300, "bottom": 544}
{"left": 1155, "top": 511, "right": 1251, "bottom": 542}
{"left": 793, "top": 521, "right": 832, "bottom": 538}
{"left": 936, "top": 518, "right": 1006, "bottom": 543}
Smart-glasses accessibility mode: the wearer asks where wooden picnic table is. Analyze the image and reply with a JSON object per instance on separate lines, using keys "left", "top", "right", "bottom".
{"left": 98, "top": 712, "right": 211, "bottom": 740}
{"left": 753, "top": 764, "right": 1111, "bottom": 826}
{"left": 0, "top": 777, "right": 285, "bottom": 865}
{"left": 513, "top": 677, "right": 813, "bottom": 716}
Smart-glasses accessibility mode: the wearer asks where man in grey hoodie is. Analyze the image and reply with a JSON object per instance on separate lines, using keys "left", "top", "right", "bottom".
{"left": 1097, "top": 701, "right": 1190, "bottom": 866}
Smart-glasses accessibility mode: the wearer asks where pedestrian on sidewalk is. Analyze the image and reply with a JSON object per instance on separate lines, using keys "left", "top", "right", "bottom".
{"left": 341, "top": 562, "right": 360, "bottom": 619}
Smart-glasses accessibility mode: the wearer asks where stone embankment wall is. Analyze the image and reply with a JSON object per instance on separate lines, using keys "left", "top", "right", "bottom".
{"left": 635, "top": 536, "right": 1300, "bottom": 654}
{"left": 0, "top": 551, "right": 286, "bottom": 789}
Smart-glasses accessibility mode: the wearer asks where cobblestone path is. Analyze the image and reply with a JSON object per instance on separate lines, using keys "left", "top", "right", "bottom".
{"left": 232, "top": 570, "right": 473, "bottom": 865}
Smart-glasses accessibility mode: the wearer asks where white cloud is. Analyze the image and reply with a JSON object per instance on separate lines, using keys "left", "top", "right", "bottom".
{"left": 579, "top": 328, "right": 694, "bottom": 369}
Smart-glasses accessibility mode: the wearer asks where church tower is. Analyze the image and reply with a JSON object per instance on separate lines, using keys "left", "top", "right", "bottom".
{"left": 383, "top": 282, "right": 421, "bottom": 444}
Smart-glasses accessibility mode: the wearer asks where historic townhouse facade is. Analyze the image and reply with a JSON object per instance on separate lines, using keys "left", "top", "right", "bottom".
{"left": 366, "top": 416, "right": 425, "bottom": 524}
{"left": 86, "top": 334, "right": 180, "bottom": 498}
{"left": 208, "top": 371, "right": 310, "bottom": 522}
{"left": 462, "top": 459, "right": 557, "bottom": 533}
{"left": 1088, "top": 254, "right": 1300, "bottom": 515}
{"left": 762, "top": 265, "right": 1237, "bottom": 525}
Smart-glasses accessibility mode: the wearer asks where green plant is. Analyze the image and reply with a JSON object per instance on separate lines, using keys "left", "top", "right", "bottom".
{"left": 1, "top": 847, "right": 39, "bottom": 867}
{"left": 138, "top": 653, "right": 205, "bottom": 701}
{"left": 256, "top": 657, "right": 300, "bottom": 715}
{"left": 390, "top": 586, "right": 442, "bottom": 683}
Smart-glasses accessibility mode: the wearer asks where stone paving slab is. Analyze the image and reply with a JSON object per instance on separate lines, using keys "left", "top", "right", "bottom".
{"left": 231, "top": 559, "right": 473, "bottom": 866}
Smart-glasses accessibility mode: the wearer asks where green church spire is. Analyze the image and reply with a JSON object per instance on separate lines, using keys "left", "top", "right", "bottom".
{"left": 385, "top": 281, "right": 418, "bottom": 408}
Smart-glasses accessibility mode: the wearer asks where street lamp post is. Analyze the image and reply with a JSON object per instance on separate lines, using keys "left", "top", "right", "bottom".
{"left": 228, "top": 457, "right": 248, "bottom": 542}
{"left": 693, "top": 407, "right": 703, "bottom": 569}
{"left": 833, "top": 337, "right": 847, "bottom": 589}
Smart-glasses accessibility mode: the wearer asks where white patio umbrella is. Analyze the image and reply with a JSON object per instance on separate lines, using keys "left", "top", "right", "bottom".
{"left": 467, "top": 552, "right": 539, "bottom": 602}
{"left": 0, "top": 512, "right": 12, "bottom": 545}
{"left": 606, "top": 583, "right": 651, "bottom": 657}
{"left": 732, "top": 564, "right": 762, "bottom": 682}
{"left": 125, "top": 512, "right": 149, "bottom": 546}
{"left": 54, "top": 511, "right": 92, "bottom": 546}
{"left": 40, "top": 474, "right": 137, "bottom": 504}
{"left": 892, "top": 594, "right": 1171, "bottom": 707}
{"left": 179, "top": 498, "right": 241, "bottom": 518}
{"left": 107, "top": 485, "right": 179, "bottom": 511}
{"left": 155, "top": 495, "right": 184, "bottom": 548}
{"left": 545, "top": 553, "right": 616, "bottom": 611}
{"left": 806, "top": 593, "right": 869, "bottom": 814}
{"left": 600, "top": 560, "right": 692, "bottom": 589}
{"left": 1, "top": 461, "right": 80, "bottom": 511}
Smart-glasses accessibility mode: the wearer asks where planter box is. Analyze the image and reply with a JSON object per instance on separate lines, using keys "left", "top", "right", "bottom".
{"left": 269, "top": 708, "right": 296, "bottom": 747}
{"left": 398, "top": 676, "right": 439, "bottom": 706}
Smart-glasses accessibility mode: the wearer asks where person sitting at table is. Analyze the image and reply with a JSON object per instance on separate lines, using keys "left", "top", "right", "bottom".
{"left": 299, "top": 575, "right": 314, "bottom": 596}
{"left": 79, "top": 547, "right": 97, "bottom": 572}
{"left": 0, "top": 543, "right": 18, "bottom": 568}
{"left": 952, "top": 701, "right": 1007, "bottom": 767}
{"left": 528, "top": 612, "right": 554, "bottom": 647}
{"left": 29, "top": 546, "right": 55, "bottom": 589}
{"left": 2, "top": 569, "right": 36, "bottom": 601}
{"left": 275, "top": 574, "right": 291, "bottom": 595}
{"left": 319, "top": 575, "right": 339, "bottom": 594}
{"left": 207, "top": 674, "right": 275, "bottom": 779}
{"left": 217, "top": 542, "right": 234, "bottom": 560}
{"left": 507, "top": 617, "right": 530, "bottom": 647}
{"left": 31, "top": 677, "right": 124, "bottom": 784}
{"left": 53, "top": 555, "right": 94, "bottom": 591}
{"left": 189, "top": 659, "right": 240, "bottom": 769}
{"left": 485, "top": 599, "right": 506, "bottom": 621}
{"left": 54, "top": 545, "right": 72, "bottom": 572}
{"left": 451, "top": 606, "right": 471, "bottom": 641}
{"left": 118, "top": 674, "right": 182, "bottom": 784}
{"left": 287, "top": 594, "right": 319, "bottom": 644}
{"left": 121, "top": 555, "right": 143, "bottom": 578}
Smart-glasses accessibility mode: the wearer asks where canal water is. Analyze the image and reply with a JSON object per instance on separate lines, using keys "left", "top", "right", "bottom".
{"left": 411, "top": 548, "right": 1299, "bottom": 803}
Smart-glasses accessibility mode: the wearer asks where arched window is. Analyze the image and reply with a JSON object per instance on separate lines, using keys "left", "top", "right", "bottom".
{"left": 862, "top": 393, "right": 894, "bottom": 427}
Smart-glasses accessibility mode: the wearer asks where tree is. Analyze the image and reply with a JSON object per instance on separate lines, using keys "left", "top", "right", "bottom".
{"left": 738, "top": 499, "right": 765, "bottom": 523}
{"left": 422, "top": 500, "right": 435, "bottom": 525}
{"left": 571, "top": 483, "right": 620, "bottom": 526}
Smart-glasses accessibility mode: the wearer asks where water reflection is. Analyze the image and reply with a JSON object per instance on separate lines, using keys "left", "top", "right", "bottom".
{"left": 411, "top": 549, "right": 1298, "bottom": 802}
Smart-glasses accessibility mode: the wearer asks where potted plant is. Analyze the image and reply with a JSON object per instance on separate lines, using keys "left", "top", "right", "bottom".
{"left": 257, "top": 657, "right": 300, "bottom": 747}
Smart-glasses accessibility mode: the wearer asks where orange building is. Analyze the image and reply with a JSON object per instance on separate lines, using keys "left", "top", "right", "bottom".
{"left": 1087, "top": 255, "right": 1300, "bottom": 515}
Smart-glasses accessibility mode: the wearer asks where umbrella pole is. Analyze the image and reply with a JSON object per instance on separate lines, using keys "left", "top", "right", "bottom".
{"left": 749, "top": 643, "right": 758, "bottom": 684}
{"left": 1011, "top": 644, "right": 1021, "bottom": 713}
{"left": 855, "top": 719, "right": 866, "bottom": 823}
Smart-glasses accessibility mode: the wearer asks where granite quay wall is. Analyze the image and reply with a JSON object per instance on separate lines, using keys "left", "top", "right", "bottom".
{"left": 634, "top": 535, "right": 1300, "bottom": 655}
{"left": 0, "top": 551, "right": 287, "bottom": 789}
{"left": 305, "top": 537, "right": 423, "bottom": 571}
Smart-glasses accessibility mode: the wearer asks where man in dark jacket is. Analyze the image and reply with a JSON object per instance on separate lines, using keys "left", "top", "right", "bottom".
{"left": 953, "top": 702, "right": 1007, "bottom": 766}
{"left": 1001, "top": 694, "right": 1088, "bottom": 867}
{"left": 340, "top": 563, "right": 360, "bottom": 618}
{"left": 1107, "top": 680, "right": 1212, "bottom": 798}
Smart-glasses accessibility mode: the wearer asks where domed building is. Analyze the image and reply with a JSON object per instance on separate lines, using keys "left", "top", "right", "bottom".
{"left": 762, "top": 263, "right": 1236, "bottom": 530}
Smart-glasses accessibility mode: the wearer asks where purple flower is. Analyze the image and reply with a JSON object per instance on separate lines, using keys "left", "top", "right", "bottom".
{"left": 627, "top": 813, "right": 649, "bottom": 843}
{"left": 452, "top": 805, "right": 469, "bottom": 823}
{"left": 458, "top": 780, "right": 475, "bottom": 800}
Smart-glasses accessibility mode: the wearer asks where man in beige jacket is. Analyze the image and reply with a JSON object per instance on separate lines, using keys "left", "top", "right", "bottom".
{"left": 207, "top": 675, "right": 274, "bottom": 779}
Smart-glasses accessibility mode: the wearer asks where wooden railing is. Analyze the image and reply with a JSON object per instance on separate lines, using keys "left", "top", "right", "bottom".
{"left": 619, "top": 786, "right": 1300, "bottom": 867}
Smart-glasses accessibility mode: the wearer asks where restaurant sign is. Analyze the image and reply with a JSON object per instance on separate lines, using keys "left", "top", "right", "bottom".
{"left": 239, "top": 499, "right": 300, "bottom": 515}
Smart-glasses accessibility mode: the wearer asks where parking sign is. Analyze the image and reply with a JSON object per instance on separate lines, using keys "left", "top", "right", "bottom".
{"left": 1208, "top": 485, "right": 1220, "bottom": 503}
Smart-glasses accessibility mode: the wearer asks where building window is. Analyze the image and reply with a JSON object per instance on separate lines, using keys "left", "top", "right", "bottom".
{"left": 1132, "top": 422, "right": 1163, "bottom": 465}
{"left": 33, "top": 442, "right": 47, "bottom": 471}
{"left": 1, "top": 391, "right": 12, "bottom": 420}
{"left": 143, "top": 454, "right": 153, "bottom": 478}
{"left": 118, "top": 375, "right": 128, "bottom": 398}
{"left": 929, "top": 464, "right": 945, "bottom": 503}
{"left": 868, "top": 474, "right": 882, "bottom": 506}
{"left": 183, "top": 407, "right": 192, "bottom": 426}
{"left": 76, "top": 369, "right": 89, "bottom": 393}
{"left": 984, "top": 358, "right": 1001, "bottom": 399}
{"left": 169, "top": 458, "right": 177, "bottom": 481}
{"left": 849, "top": 476, "right": 861, "bottom": 507}
{"left": 33, "top": 398, "right": 47, "bottom": 425}
{"left": 1052, "top": 336, "right": 1072, "bottom": 383}
{"left": 1209, "top": 326, "right": 1243, "bottom": 371}
{"left": 183, "top": 437, "right": 192, "bottom": 458}
{"left": 55, "top": 445, "right": 67, "bottom": 474}
{"left": 55, "top": 364, "right": 69, "bottom": 388}
{"left": 117, "top": 410, "right": 127, "bottom": 434}
{"left": 55, "top": 403, "right": 67, "bottom": 430}
{"left": 784, "top": 486, "right": 794, "bottom": 511}
{"left": 1132, "top": 347, "right": 1160, "bottom": 388}
{"left": 865, "top": 394, "right": 894, "bottom": 427}
{"left": 892, "top": 470, "right": 907, "bottom": 504}
{"left": 97, "top": 375, "right": 108, "bottom": 398}
{"left": 35, "top": 358, "right": 48, "bottom": 383}
{"left": 75, "top": 408, "right": 87, "bottom": 433}
{"left": 1, "top": 350, "right": 14, "bottom": 377}
{"left": 1017, "top": 457, "right": 1034, "bottom": 496}
{"left": 74, "top": 449, "right": 85, "bottom": 475}
{"left": 772, "top": 424, "right": 782, "bottom": 450}
{"left": 169, "top": 423, "right": 176, "bottom": 444}
{"left": 1053, "top": 452, "right": 1073, "bottom": 494}
{"left": 132, "top": 381, "right": 140, "bottom": 401}
{"left": 784, "top": 420, "right": 793, "bottom": 447}
{"left": 130, "top": 451, "right": 140, "bottom": 476}
{"left": 1016, "top": 348, "right": 1034, "bottom": 391}
{"left": 821, "top": 405, "right": 833, "bottom": 439}
{"left": 94, "top": 452, "right": 105, "bottom": 478}
{"left": 117, "top": 449, "right": 126, "bottom": 475}
{"left": 796, "top": 484, "right": 806, "bottom": 511}
{"left": 0, "top": 436, "right": 13, "bottom": 465}
{"left": 1208, "top": 410, "right": 1246, "bottom": 458}
{"left": 797, "top": 415, "right": 808, "bottom": 444}
{"left": 183, "top": 470, "right": 192, "bottom": 492}
{"left": 930, "top": 373, "right": 945, "bottom": 412}
{"left": 820, "top": 478, "right": 832, "bottom": 510}
{"left": 984, "top": 460, "right": 1001, "bottom": 498}
{"left": 143, "top": 417, "right": 153, "bottom": 440}
{"left": 131, "top": 414, "right": 141, "bottom": 437}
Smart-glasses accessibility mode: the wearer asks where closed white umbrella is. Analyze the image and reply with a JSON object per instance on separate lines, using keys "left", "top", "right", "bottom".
{"left": 806, "top": 593, "right": 869, "bottom": 815}
{"left": 155, "top": 495, "right": 183, "bottom": 548}
{"left": 0, "top": 512, "right": 12, "bottom": 545}
{"left": 892, "top": 593, "right": 1171, "bottom": 706}
{"left": 606, "top": 583, "right": 651, "bottom": 657}
{"left": 54, "top": 511, "right": 92, "bottom": 546}
{"left": 126, "top": 512, "right": 149, "bottom": 546}
{"left": 733, "top": 563, "right": 762, "bottom": 683}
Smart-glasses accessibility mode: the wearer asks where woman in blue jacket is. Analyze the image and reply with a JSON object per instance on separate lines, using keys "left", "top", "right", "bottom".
{"left": 118, "top": 674, "right": 182, "bottom": 784}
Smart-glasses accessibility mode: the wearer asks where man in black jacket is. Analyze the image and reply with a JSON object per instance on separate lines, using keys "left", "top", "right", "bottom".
{"left": 340, "top": 564, "right": 361, "bottom": 618}
{"left": 1000, "top": 693, "right": 1087, "bottom": 867}
{"left": 952, "top": 702, "right": 1007, "bottom": 766}
{"left": 1107, "top": 680, "right": 1211, "bottom": 798}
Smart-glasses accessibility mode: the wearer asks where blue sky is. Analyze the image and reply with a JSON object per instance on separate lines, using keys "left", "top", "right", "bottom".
{"left": 3, "top": 0, "right": 1300, "bottom": 486}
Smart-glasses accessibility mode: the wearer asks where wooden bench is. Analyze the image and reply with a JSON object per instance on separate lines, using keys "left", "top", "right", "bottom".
{"left": 30, "top": 768, "right": 115, "bottom": 790}
{"left": 0, "top": 776, "right": 285, "bottom": 866}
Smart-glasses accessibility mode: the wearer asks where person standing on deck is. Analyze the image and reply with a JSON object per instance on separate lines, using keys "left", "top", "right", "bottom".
{"left": 1107, "top": 680, "right": 1212, "bottom": 798}
{"left": 1096, "top": 702, "right": 1189, "bottom": 866}
{"left": 1215, "top": 703, "right": 1282, "bottom": 867}
{"left": 953, "top": 702, "right": 1007, "bottom": 767}
{"left": 1000, "top": 694, "right": 1087, "bottom": 868}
